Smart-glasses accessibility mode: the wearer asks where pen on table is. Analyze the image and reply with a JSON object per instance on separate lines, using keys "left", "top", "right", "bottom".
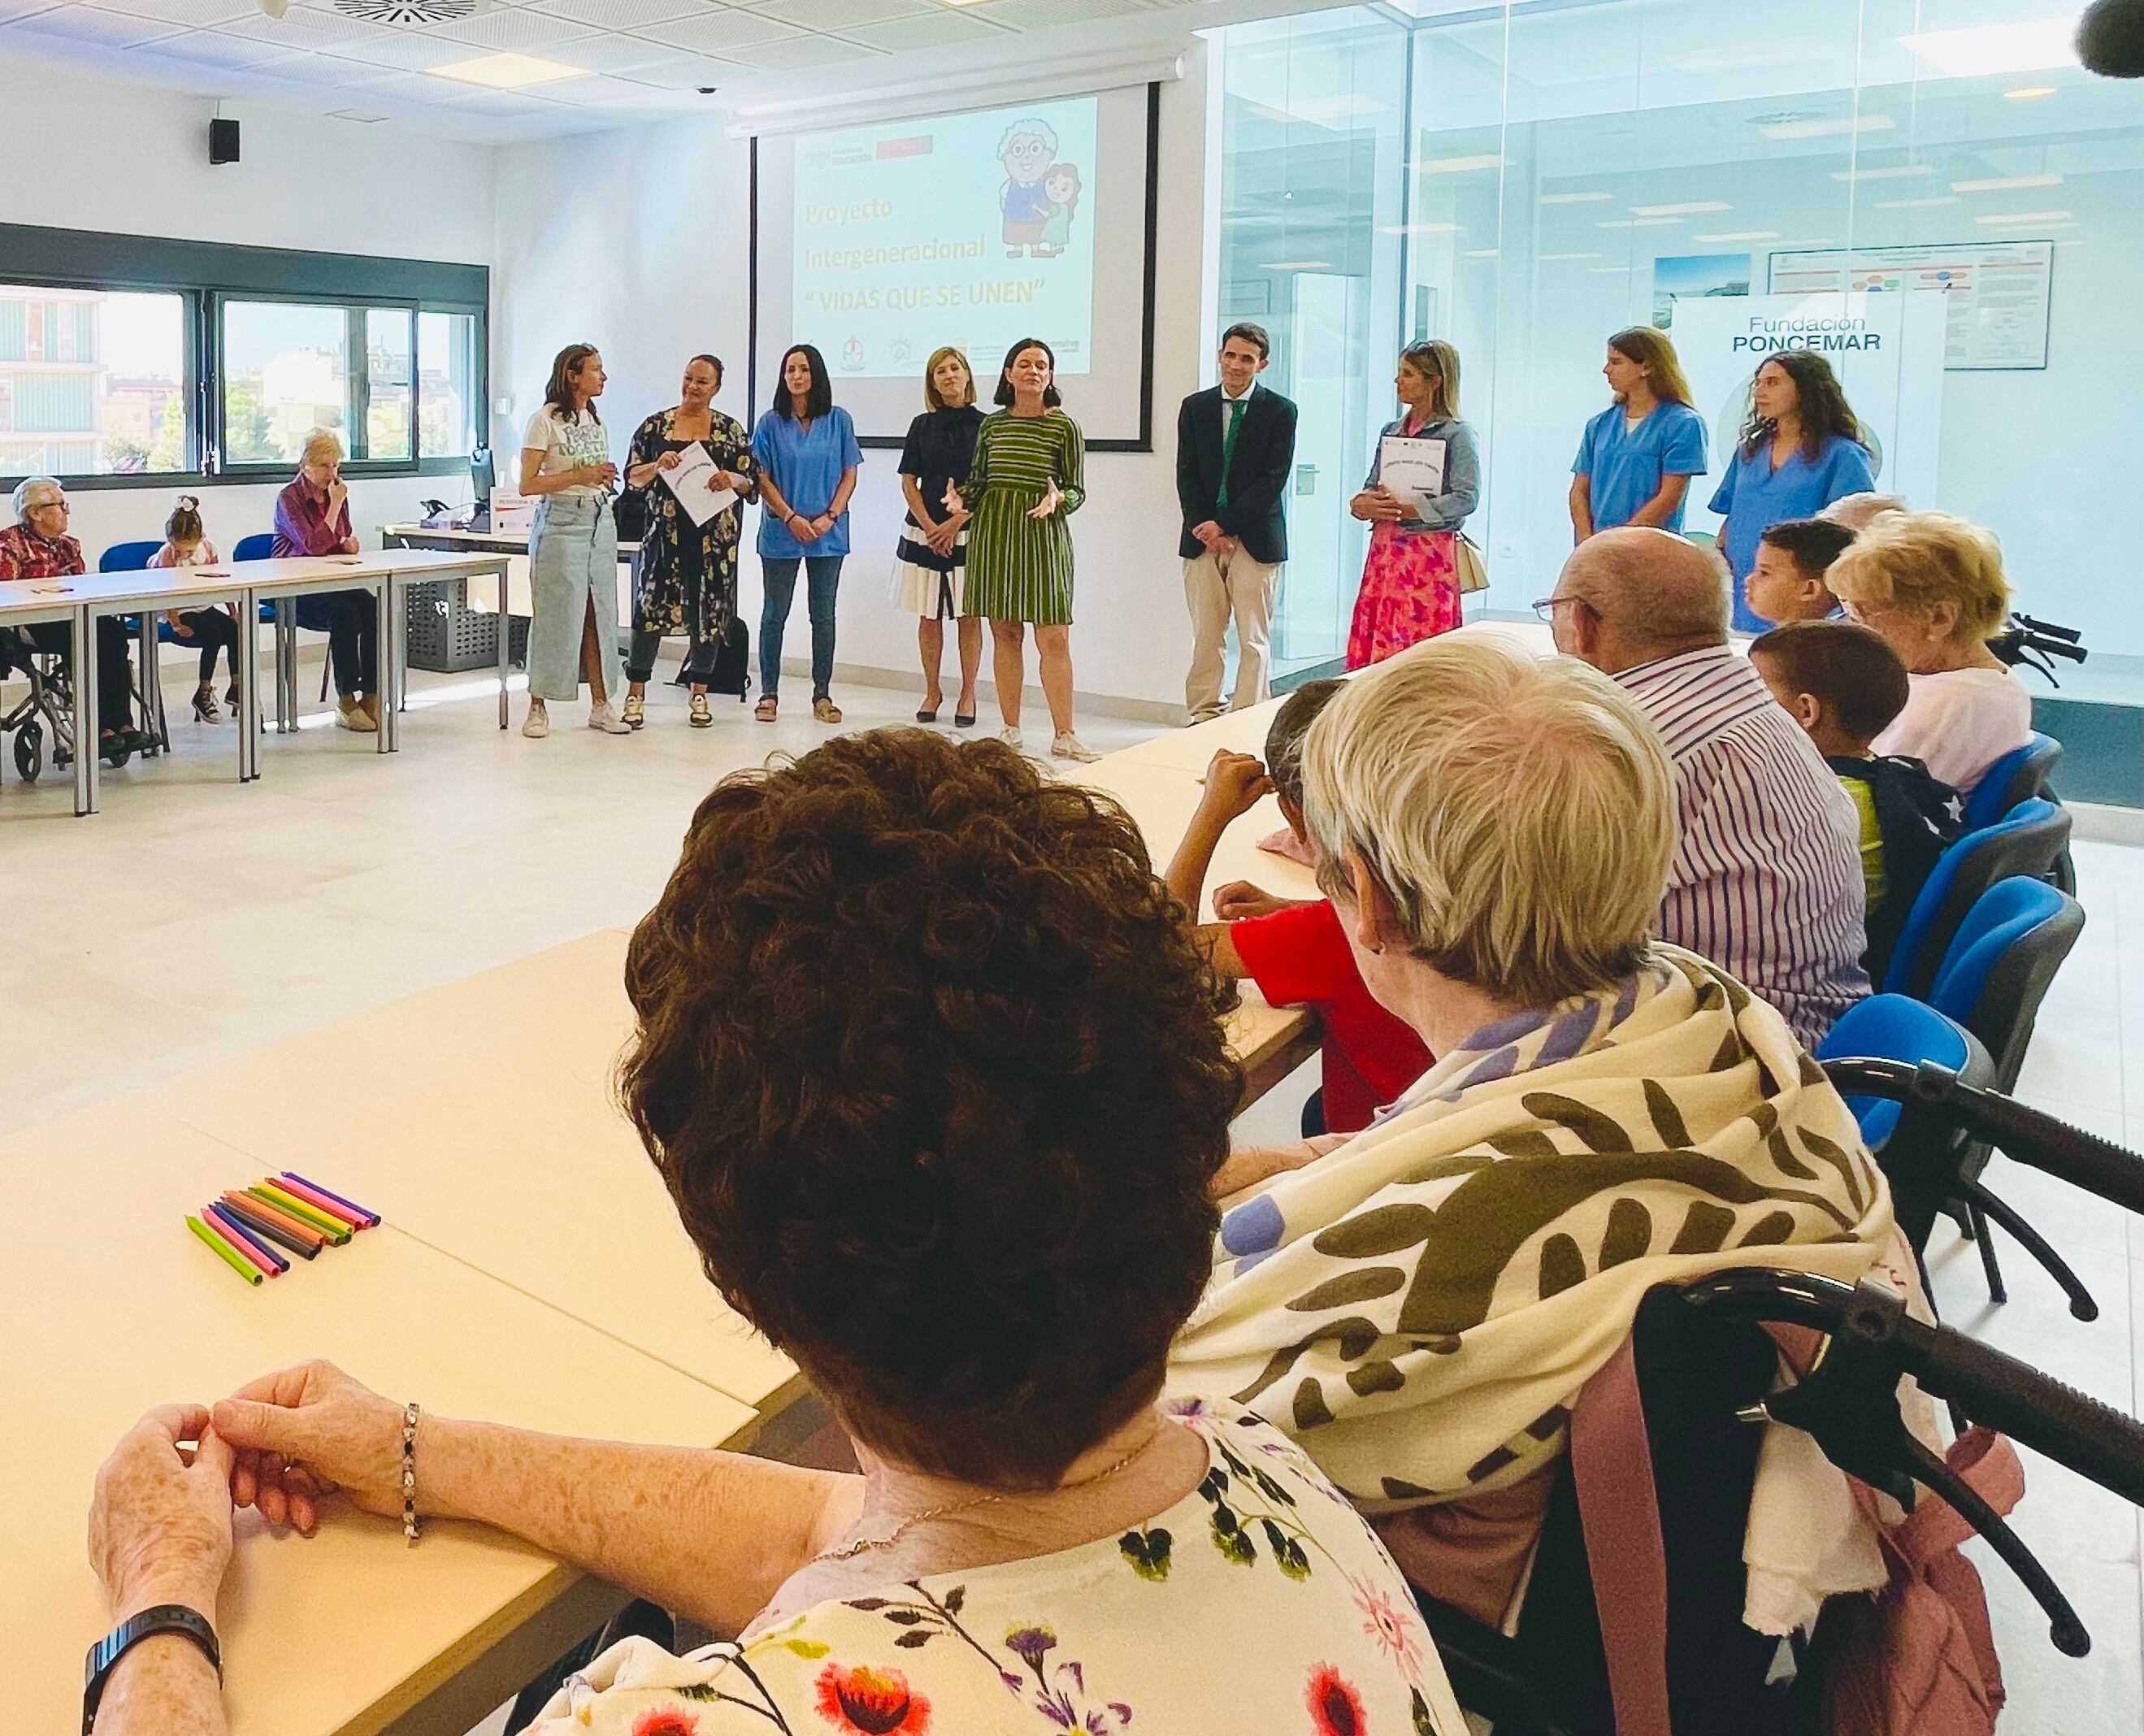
{"left": 206, "top": 1203, "right": 287, "bottom": 1276}
{"left": 220, "top": 1191, "right": 326, "bottom": 1256}
{"left": 252, "top": 1182, "right": 354, "bottom": 1242}
{"left": 273, "top": 1174, "right": 375, "bottom": 1231}
{"left": 280, "top": 1171, "right": 380, "bottom": 1228}
{"left": 188, "top": 1215, "right": 263, "bottom": 1287}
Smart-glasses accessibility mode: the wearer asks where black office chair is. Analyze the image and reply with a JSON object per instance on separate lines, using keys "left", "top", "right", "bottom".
{"left": 1881, "top": 799, "right": 2071, "bottom": 1000}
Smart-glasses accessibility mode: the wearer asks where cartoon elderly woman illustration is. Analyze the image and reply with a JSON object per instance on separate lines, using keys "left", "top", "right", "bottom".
{"left": 997, "top": 117, "right": 1059, "bottom": 257}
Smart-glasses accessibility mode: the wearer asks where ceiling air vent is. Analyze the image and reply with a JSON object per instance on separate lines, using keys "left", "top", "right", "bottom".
{"left": 333, "top": 0, "right": 479, "bottom": 23}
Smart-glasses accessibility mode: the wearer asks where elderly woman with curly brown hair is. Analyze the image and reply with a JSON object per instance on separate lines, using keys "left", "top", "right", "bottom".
{"left": 83, "top": 729, "right": 1467, "bottom": 1736}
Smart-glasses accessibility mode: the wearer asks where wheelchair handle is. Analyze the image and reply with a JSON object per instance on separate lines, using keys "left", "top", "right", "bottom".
{"left": 1682, "top": 1272, "right": 2144, "bottom": 1508}
{"left": 1822, "top": 1057, "right": 2144, "bottom": 1217}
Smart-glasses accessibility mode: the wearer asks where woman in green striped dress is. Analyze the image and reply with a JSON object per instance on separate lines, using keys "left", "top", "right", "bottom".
{"left": 948, "top": 336, "right": 1098, "bottom": 762}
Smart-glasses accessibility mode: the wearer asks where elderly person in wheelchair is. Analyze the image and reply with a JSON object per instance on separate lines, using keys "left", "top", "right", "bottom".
{"left": 1170, "top": 634, "right": 1926, "bottom": 1652}
{"left": 0, "top": 476, "right": 142, "bottom": 770}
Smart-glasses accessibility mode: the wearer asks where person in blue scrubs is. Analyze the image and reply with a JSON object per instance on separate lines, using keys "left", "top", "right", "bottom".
{"left": 753, "top": 342, "right": 862, "bottom": 723}
{"left": 1709, "top": 349, "right": 1877, "bottom": 632}
{"left": 1569, "top": 325, "right": 1710, "bottom": 540}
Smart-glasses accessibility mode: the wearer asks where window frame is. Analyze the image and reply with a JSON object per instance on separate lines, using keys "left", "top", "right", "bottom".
{"left": 0, "top": 223, "right": 488, "bottom": 494}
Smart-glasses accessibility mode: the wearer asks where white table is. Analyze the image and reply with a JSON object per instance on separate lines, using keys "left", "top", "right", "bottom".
{"left": 2, "top": 550, "right": 510, "bottom": 814}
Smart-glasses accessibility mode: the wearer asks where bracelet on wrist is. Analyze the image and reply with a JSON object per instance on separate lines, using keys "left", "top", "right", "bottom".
{"left": 401, "top": 1400, "right": 421, "bottom": 1544}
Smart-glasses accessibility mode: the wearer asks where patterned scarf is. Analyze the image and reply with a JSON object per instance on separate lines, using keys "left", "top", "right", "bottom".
{"left": 1170, "top": 946, "right": 1893, "bottom": 1512}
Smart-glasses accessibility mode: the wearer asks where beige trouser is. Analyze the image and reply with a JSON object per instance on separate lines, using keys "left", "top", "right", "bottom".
{"left": 1183, "top": 546, "right": 1280, "bottom": 721}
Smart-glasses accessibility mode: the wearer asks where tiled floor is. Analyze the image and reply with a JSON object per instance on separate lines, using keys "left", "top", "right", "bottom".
{"left": 8, "top": 658, "right": 2142, "bottom": 1729}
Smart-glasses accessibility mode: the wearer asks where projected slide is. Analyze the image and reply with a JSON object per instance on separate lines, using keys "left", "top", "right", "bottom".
{"left": 793, "top": 95, "right": 1100, "bottom": 382}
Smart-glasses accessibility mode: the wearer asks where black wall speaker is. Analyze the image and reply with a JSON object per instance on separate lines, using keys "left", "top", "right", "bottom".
{"left": 210, "top": 118, "right": 241, "bottom": 165}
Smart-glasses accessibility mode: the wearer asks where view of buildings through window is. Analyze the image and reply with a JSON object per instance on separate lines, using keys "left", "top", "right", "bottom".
{"left": 0, "top": 286, "right": 185, "bottom": 478}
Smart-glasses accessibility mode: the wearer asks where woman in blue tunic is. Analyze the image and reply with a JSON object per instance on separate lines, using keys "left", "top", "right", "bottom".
{"left": 1569, "top": 325, "right": 1710, "bottom": 540}
{"left": 1709, "top": 349, "right": 1877, "bottom": 631}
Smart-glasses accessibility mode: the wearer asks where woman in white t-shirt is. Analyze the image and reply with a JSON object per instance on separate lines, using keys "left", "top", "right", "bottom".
{"left": 1828, "top": 509, "right": 2033, "bottom": 796}
{"left": 520, "top": 344, "right": 631, "bottom": 739}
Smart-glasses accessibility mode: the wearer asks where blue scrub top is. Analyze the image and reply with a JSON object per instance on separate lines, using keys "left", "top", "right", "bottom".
{"left": 752, "top": 406, "right": 864, "bottom": 559}
{"left": 1709, "top": 433, "right": 1877, "bottom": 631}
{"left": 1572, "top": 401, "right": 1710, "bottom": 533}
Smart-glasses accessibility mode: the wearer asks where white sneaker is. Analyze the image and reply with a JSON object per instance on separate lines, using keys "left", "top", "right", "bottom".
{"left": 588, "top": 699, "right": 633, "bottom": 735}
{"left": 998, "top": 726, "right": 1024, "bottom": 751}
{"left": 1050, "top": 731, "right": 1100, "bottom": 763}
{"left": 522, "top": 700, "right": 549, "bottom": 739}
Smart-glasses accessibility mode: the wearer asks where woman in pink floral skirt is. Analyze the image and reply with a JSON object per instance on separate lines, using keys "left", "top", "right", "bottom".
{"left": 1347, "top": 340, "right": 1479, "bottom": 668}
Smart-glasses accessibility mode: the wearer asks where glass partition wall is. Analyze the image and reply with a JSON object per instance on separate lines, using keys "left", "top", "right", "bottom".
{"left": 1217, "top": 1, "right": 2144, "bottom": 727}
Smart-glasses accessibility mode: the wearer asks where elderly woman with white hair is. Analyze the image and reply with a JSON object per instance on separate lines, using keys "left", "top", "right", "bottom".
{"left": 1170, "top": 634, "right": 1912, "bottom": 1638}
{"left": 271, "top": 428, "right": 379, "bottom": 732}
{"left": 0, "top": 475, "right": 142, "bottom": 753}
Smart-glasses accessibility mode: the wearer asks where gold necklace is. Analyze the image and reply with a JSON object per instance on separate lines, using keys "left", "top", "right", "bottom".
{"left": 813, "top": 1424, "right": 1166, "bottom": 1565}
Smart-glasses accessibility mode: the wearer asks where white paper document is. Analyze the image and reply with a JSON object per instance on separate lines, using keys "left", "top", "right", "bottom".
{"left": 1378, "top": 434, "right": 1447, "bottom": 519}
{"left": 662, "top": 443, "right": 739, "bottom": 527}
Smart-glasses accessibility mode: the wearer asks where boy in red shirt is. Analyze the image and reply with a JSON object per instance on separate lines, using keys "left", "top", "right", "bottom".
{"left": 1164, "top": 679, "right": 1430, "bottom": 1135}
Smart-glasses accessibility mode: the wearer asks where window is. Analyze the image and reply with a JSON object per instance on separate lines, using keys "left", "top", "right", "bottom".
{"left": 367, "top": 308, "right": 414, "bottom": 463}
{"left": 0, "top": 224, "right": 488, "bottom": 488}
{"left": 0, "top": 284, "right": 188, "bottom": 478}
{"left": 221, "top": 301, "right": 349, "bottom": 467}
{"left": 418, "top": 310, "right": 479, "bottom": 458}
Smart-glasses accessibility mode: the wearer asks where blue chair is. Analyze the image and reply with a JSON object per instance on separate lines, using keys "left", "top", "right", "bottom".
{"left": 1963, "top": 731, "right": 2073, "bottom": 894}
{"left": 95, "top": 540, "right": 170, "bottom": 751}
{"left": 1882, "top": 798, "right": 2072, "bottom": 1000}
{"left": 1927, "top": 876, "right": 2090, "bottom": 1313}
{"left": 233, "top": 533, "right": 275, "bottom": 562}
{"left": 1962, "top": 731, "right": 2063, "bottom": 834}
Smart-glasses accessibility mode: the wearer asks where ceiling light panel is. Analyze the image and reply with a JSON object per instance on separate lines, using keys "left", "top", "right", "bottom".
{"left": 427, "top": 50, "right": 589, "bottom": 87}
{"left": 1758, "top": 114, "right": 1894, "bottom": 140}
{"left": 1830, "top": 164, "right": 1931, "bottom": 182}
{"left": 1951, "top": 174, "right": 2063, "bottom": 193}
{"left": 1540, "top": 191, "right": 1613, "bottom": 204}
{"left": 1629, "top": 201, "right": 1730, "bottom": 216}
{"left": 1899, "top": 17, "right": 2079, "bottom": 77}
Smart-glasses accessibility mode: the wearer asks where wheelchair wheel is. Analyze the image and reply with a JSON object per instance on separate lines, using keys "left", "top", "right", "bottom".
{"left": 12, "top": 722, "right": 41, "bottom": 783}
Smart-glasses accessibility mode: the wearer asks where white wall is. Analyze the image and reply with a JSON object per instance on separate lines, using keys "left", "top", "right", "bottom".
{"left": 0, "top": 62, "right": 496, "bottom": 561}
{"left": 492, "top": 50, "right": 1217, "bottom": 715}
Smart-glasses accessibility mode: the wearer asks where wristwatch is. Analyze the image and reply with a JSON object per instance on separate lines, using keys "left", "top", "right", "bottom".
{"left": 83, "top": 1604, "right": 220, "bottom": 1733}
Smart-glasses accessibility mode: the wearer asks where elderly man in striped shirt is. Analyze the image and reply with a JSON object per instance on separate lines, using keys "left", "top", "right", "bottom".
{"left": 1544, "top": 527, "right": 1868, "bottom": 1048}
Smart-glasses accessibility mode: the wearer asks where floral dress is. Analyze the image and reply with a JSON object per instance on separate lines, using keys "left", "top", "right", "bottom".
{"left": 1345, "top": 414, "right": 1479, "bottom": 671}
{"left": 524, "top": 1399, "right": 1466, "bottom": 1736}
{"left": 627, "top": 408, "right": 756, "bottom": 666}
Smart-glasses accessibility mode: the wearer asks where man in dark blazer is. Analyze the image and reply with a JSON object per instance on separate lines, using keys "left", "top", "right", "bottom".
{"left": 1176, "top": 323, "right": 1299, "bottom": 721}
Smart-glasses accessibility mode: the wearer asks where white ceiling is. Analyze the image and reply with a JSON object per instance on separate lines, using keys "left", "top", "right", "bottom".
{"left": 0, "top": 0, "right": 1312, "bottom": 143}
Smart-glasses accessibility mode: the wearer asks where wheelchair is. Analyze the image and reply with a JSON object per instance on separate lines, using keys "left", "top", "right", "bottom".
{"left": 0, "top": 620, "right": 165, "bottom": 785}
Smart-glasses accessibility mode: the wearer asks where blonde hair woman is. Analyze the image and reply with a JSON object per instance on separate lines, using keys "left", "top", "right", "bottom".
{"left": 271, "top": 428, "right": 376, "bottom": 731}
{"left": 890, "top": 346, "right": 985, "bottom": 726}
{"left": 1829, "top": 510, "right": 2031, "bottom": 795}
{"left": 1172, "top": 633, "right": 1903, "bottom": 1631}
{"left": 1570, "top": 326, "right": 1711, "bottom": 540}
{"left": 1345, "top": 339, "right": 1478, "bottom": 668}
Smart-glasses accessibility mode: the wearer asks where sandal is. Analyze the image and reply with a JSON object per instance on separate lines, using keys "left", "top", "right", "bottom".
{"left": 755, "top": 697, "right": 778, "bottom": 723}
{"left": 813, "top": 696, "right": 843, "bottom": 724}
{"left": 689, "top": 693, "right": 713, "bottom": 728}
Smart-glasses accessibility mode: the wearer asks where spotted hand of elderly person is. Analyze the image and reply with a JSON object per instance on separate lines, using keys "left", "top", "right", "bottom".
{"left": 210, "top": 1361, "right": 407, "bottom": 1537}
{"left": 89, "top": 1406, "right": 236, "bottom": 1618}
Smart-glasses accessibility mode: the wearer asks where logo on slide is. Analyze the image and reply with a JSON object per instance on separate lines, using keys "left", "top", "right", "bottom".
{"left": 842, "top": 336, "right": 866, "bottom": 371}
{"left": 997, "top": 116, "right": 1059, "bottom": 259}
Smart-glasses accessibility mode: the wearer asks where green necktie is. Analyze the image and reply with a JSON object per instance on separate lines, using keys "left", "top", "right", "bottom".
{"left": 1217, "top": 395, "right": 1247, "bottom": 510}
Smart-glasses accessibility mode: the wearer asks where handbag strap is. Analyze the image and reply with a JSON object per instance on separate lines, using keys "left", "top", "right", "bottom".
{"left": 1570, "top": 1334, "right": 1673, "bottom": 1736}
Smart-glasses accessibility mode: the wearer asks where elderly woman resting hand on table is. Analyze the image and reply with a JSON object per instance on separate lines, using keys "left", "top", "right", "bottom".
{"left": 86, "top": 729, "right": 1469, "bottom": 1736}
{"left": 1168, "top": 635, "right": 1910, "bottom": 1635}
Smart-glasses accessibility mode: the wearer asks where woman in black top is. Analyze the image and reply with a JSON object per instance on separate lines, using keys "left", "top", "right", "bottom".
{"left": 622, "top": 354, "right": 756, "bottom": 728}
{"left": 890, "top": 347, "right": 986, "bottom": 726}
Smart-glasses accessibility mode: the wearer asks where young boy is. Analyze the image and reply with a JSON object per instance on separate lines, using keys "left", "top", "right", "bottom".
{"left": 1750, "top": 619, "right": 1964, "bottom": 983}
{"left": 1164, "top": 679, "right": 1430, "bottom": 1136}
{"left": 1743, "top": 515, "right": 1858, "bottom": 627}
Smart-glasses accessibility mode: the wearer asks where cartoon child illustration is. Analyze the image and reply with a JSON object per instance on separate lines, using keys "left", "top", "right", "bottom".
{"left": 1036, "top": 163, "right": 1082, "bottom": 258}
{"left": 997, "top": 117, "right": 1059, "bottom": 258}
